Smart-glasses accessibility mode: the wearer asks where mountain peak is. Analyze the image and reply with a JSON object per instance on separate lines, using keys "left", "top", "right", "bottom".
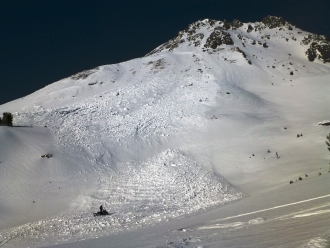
{"left": 146, "top": 16, "right": 330, "bottom": 64}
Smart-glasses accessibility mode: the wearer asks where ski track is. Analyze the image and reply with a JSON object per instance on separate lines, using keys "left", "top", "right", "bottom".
{"left": 211, "top": 193, "right": 330, "bottom": 223}
{"left": 164, "top": 194, "right": 330, "bottom": 248}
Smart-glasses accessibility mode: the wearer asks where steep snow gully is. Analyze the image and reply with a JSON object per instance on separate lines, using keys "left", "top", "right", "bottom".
{"left": 0, "top": 16, "right": 330, "bottom": 247}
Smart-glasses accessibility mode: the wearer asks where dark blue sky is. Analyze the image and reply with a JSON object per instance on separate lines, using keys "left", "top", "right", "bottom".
{"left": 1, "top": 0, "right": 329, "bottom": 105}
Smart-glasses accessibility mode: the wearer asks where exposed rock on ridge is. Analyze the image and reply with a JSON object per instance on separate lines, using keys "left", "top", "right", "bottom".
{"left": 204, "top": 27, "right": 234, "bottom": 49}
{"left": 146, "top": 15, "right": 329, "bottom": 64}
{"left": 146, "top": 19, "right": 221, "bottom": 56}
{"left": 229, "top": 19, "right": 243, "bottom": 29}
{"left": 261, "top": 15, "right": 292, "bottom": 29}
{"left": 301, "top": 35, "right": 330, "bottom": 63}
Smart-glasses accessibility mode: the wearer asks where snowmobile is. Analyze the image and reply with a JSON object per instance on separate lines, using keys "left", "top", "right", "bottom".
{"left": 93, "top": 210, "right": 113, "bottom": 216}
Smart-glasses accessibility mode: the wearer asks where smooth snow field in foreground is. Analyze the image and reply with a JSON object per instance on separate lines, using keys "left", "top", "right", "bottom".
{"left": 0, "top": 17, "right": 330, "bottom": 247}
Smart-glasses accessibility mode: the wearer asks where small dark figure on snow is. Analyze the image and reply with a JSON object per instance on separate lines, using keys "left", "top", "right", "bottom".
{"left": 93, "top": 205, "right": 110, "bottom": 216}
{"left": 299, "top": 177, "right": 302, "bottom": 180}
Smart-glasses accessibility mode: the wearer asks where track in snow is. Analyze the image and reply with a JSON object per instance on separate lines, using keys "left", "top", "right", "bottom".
{"left": 212, "top": 193, "right": 330, "bottom": 223}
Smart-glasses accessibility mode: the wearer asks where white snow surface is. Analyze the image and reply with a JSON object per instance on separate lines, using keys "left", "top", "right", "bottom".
{"left": 1, "top": 18, "right": 330, "bottom": 247}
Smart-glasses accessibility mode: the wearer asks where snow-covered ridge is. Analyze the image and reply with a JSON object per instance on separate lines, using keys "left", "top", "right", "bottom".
{"left": 147, "top": 15, "right": 330, "bottom": 63}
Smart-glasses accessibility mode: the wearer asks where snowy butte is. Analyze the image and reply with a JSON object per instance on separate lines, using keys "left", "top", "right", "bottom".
{"left": 0, "top": 15, "right": 330, "bottom": 246}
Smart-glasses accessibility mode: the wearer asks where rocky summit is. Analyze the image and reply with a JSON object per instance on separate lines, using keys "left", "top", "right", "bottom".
{"left": 147, "top": 15, "right": 330, "bottom": 64}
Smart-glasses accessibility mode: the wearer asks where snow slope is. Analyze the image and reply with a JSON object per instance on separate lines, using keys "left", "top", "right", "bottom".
{"left": 0, "top": 16, "right": 330, "bottom": 247}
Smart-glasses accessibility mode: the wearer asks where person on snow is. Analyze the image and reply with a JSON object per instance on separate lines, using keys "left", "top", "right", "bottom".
{"left": 100, "top": 205, "right": 104, "bottom": 213}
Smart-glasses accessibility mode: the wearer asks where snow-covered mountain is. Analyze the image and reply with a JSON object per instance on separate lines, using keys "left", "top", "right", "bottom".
{"left": 1, "top": 16, "right": 330, "bottom": 247}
